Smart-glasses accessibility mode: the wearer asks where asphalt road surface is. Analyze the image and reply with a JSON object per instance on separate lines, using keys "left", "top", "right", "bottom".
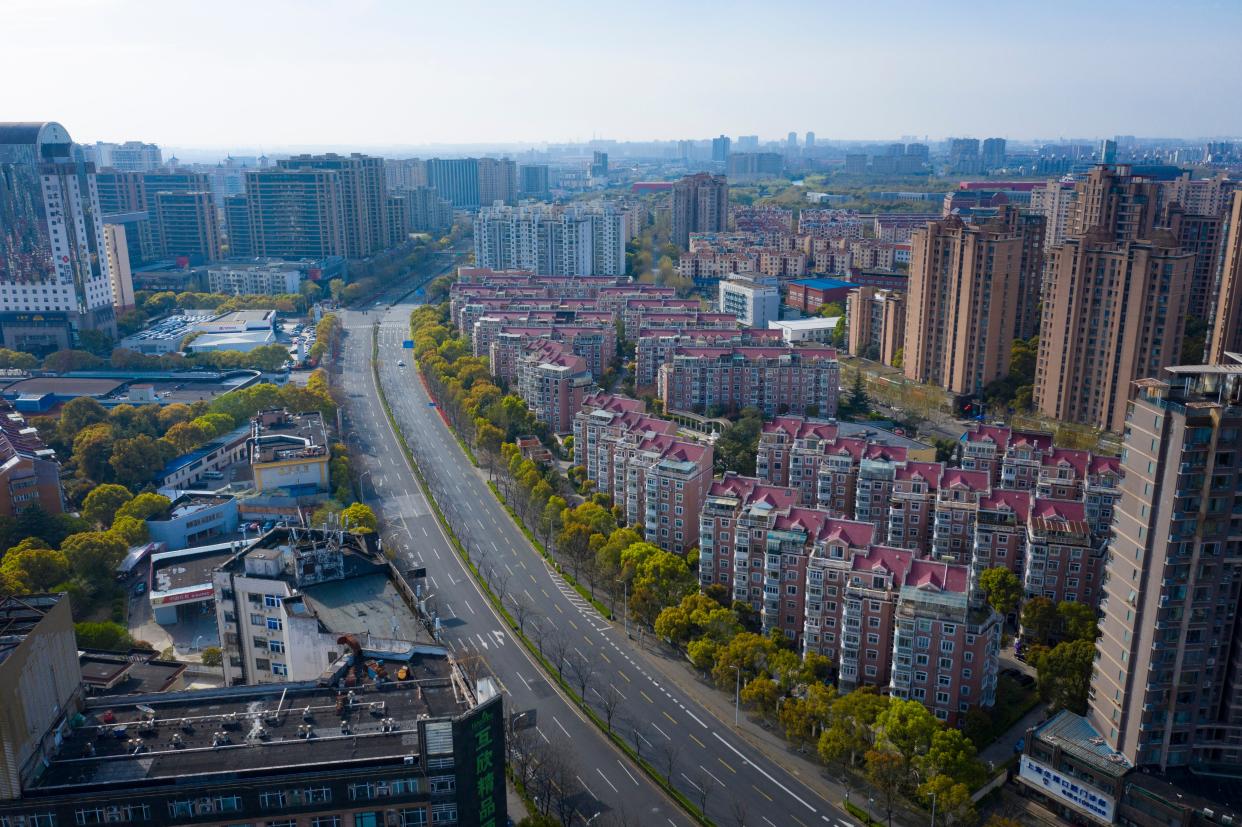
{"left": 338, "top": 288, "right": 859, "bottom": 827}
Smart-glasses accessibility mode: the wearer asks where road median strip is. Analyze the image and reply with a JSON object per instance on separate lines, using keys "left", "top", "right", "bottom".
{"left": 370, "top": 323, "right": 713, "bottom": 827}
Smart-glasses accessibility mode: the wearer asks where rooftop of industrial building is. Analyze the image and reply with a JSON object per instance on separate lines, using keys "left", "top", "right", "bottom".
{"left": 0, "top": 594, "right": 65, "bottom": 667}
{"left": 252, "top": 409, "right": 329, "bottom": 464}
{"left": 30, "top": 655, "right": 468, "bottom": 791}
{"left": 79, "top": 650, "right": 187, "bottom": 695}
{"left": 0, "top": 370, "right": 262, "bottom": 407}
{"left": 153, "top": 493, "right": 236, "bottom": 522}
{"left": 293, "top": 573, "right": 435, "bottom": 647}
{"left": 152, "top": 545, "right": 240, "bottom": 595}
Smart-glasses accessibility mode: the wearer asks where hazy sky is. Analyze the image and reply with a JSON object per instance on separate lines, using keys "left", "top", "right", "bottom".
{"left": 4, "top": 0, "right": 1240, "bottom": 151}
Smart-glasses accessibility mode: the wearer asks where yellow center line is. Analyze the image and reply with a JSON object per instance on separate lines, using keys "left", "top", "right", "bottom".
{"left": 640, "top": 689, "right": 654, "bottom": 704}
{"left": 717, "top": 757, "right": 736, "bottom": 774}
{"left": 618, "top": 670, "right": 631, "bottom": 683}
{"left": 529, "top": 574, "right": 536, "bottom": 583}
{"left": 751, "top": 784, "right": 773, "bottom": 802}
{"left": 554, "top": 604, "right": 563, "bottom": 614}
{"left": 541, "top": 588, "right": 551, "bottom": 598}
{"left": 688, "top": 733, "right": 705, "bottom": 749}
{"left": 790, "top": 816, "right": 809, "bottom": 827}
{"left": 662, "top": 710, "right": 677, "bottom": 725}
{"left": 566, "top": 618, "right": 578, "bottom": 630}
{"left": 599, "top": 652, "right": 611, "bottom": 664}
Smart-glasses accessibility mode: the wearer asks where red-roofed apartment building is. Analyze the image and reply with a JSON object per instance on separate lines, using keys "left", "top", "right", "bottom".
{"left": 698, "top": 472, "right": 876, "bottom": 641}
{"left": 515, "top": 340, "right": 594, "bottom": 434}
{"left": 0, "top": 402, "right": 64, "bottom": 516}
{"left": 889, "top": 558, "right": 1001, "bottom": 725}
{"left": 1024, "top": 497, "right": 1099, "bottom": 605}
{"left": 658, "top": 346, "right": 840, "bottom": 419}
{"left": 610, "top": 431, "right": 713, "bottom": 554}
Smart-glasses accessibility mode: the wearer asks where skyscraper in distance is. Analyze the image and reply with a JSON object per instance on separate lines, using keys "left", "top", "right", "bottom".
{"left": 155, "top": 190, "right": 222, "bottom": 263}
{"left": 671, "top": 173, "right": 728, "bottom": 249}
{"left": 1035, "top": 165, "right": 1194, "bottom": 431}
{"left": 711, "top": 135, "right": 730, "bottom": 163}
{"left": 902, "top": 213, "right": 1022, "bottom": 396}
{"left": 0, "top": 121, "right": 117, "bottom": 352}
{"left": 787, "top": 131, "right": 798, "bottom": 147}
{"left": 805, "top": 132, "right": 815, "bottom": 148}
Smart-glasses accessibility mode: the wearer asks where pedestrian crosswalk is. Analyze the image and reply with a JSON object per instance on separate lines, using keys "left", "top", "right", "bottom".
{"left": 543, "top": 560, "right": 612, "bottom": 632}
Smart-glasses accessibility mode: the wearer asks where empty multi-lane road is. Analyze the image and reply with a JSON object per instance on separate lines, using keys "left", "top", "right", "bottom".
{"left": 337, "top": 290, "right": 858, "bottom": 827}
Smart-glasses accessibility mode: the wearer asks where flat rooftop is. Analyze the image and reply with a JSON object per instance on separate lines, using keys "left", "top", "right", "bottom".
{"left": 295, "top": 573, "right": 434, "bottom": 646}
{"left": 253, "top": 410, "right": 328, "bottom": 463}
{"left": 32, "top": 664, "right": 464, "bottom": 791}
{"left": 80, "top": 651, "right": 187, "bottom": 695}
{"left": 155, "top": 494, "right": 235, "bottom": 522}
{"left": 0, "top": 594, "right": 65, "bottom": 666}
{"left": 152, "top": 547, "right": 238, "bottom": 595}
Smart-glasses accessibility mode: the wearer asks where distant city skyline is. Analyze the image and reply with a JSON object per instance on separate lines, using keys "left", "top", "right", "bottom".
{"left": 4, "top": 0, "right": 1240, "bottom": 149}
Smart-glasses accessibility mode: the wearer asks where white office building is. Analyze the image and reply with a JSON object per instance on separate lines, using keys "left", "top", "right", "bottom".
{"left": 718, "top": 273, "right": 779, "bottom": 328}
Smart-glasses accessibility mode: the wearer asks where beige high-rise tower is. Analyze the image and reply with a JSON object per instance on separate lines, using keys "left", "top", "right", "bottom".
{"left": 902, "top": 214, "right": 1021, "bottom": 397}
{"left": 1087, "top": 362, "right": 1242, "bottom": 771}
{"left": 671, "top": 173, "right": 728, "bottom": 249}
{"left": 1034, "top": 166, "right": 1194, "bottom": 432}
{"left": 1208, "top": 191, "right": 1242, "bottom": 364}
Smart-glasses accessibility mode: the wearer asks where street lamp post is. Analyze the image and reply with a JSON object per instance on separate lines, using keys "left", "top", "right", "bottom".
{"left": 929, "top": 790, "right": 937, "bottom": 827}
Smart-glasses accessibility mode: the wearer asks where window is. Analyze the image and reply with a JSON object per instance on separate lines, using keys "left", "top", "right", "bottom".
{"left": 399, "top": 812, "right": 428, "bottom": 827}
{"left": 940, "top": 640, "right": 954, "bottom": 653}
{"left": 250, "top": 613, "right": 264, "bottom": 626}
{"left": 272, "top": 662, "right": 288, "bottom": 676}
{"left": 354, "top": 814, "right": 381, "bottom": 827}
{"left": 311, "top": 819, "right": 342, "bottom": 827}
{"left": 269, "top": 640, "right": 285, "bottom": 654}
{"left": 252, "top": 636, "right": 268, "bottom": 649}
{"left": 304, "top": 787, "right": 332, "bottom": 804}
{"left": 430, "top": 804, "right": 457, "bottom": 824}
{"left": 267, "top": 617, "right": 283, "bottom": 631}
{"left": 264, "top": 594, "right": 282, "bottom": 608}
{"left": 430, "top": 777, "right": 456, "bottom": 795}
{"left": 936, "top": 691, "right": 950, "bottom": 705}
{"left": 255, "top": 657, "right": 271, "bottom": 671}
{"left": 260, "top": 791, "right": 287, "bottom": 809}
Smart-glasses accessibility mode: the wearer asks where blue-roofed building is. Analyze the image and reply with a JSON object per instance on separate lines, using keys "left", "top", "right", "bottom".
{"left": 1018, "top": 710, "right": 1129, "bottom": 825}
{"left": 786, "top": 277, "right": 856, "bottom": 313}
{"left": 159, "top": 424, "right": 250, "bottom": 490}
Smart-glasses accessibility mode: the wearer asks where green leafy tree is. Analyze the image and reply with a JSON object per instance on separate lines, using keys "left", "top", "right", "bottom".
{"left": 740, "top": 675, "right": 781, "bottom": 718}
{"left": 920, "top": 728, "right": 987, "bottom": 789}
{"left": 115, "top": 493, "right": 172, "bottom": 522}
{"left": 200, "top": 646, "right": 223, "bottom": 667}
{"left": 840, "top": 369, "right": 873, "bottom": 419}
{"left": 0, "top": 541, "right": 69, "bottom": 592}
{"left": 713, "top": 408, "right": 765, "bottom": 475}
{"left": 110, "top": 515, "right": 149, "bottom": 546}
{"left": 0, "top": 348, "right": 39, "bottom": 370}
{"left": 75, "top": 621, "right": 135, "bottom": 651}
{"left": 340, "top": 503, "right": 378, "bottom": 533}
{"left": 1035, "top": 639, "right": 1094, "bottom": 715}
{"left": 72, "top": 423, "right": 116, "bottom": 482}
{"left": 1057, "top": 601, "right": 1099, "bottom": 642}
{"left": 978, "top": 566, "right": 1022, "bottom": 619}
{"left": 875, "top": 698, "right": 939, "bottom": 778}
{"left": 1021, "top": 596, "right": 1059, "bottom": 644}
{"left": 60, "top": 531, "right": 128, "bottom": 584}
{"left": 82, "top": 484, "right": 134, "bottom": 528}
{"left": 110, "top": 435, "right": 174, "bottom": 488}
{"left": 919, "top": 774, "right": 977, "bottom": 827}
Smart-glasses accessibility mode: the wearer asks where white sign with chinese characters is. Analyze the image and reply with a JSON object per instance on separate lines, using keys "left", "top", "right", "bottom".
{"left": 1019, "top": 755, "right": 1115, "bottom": 824}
